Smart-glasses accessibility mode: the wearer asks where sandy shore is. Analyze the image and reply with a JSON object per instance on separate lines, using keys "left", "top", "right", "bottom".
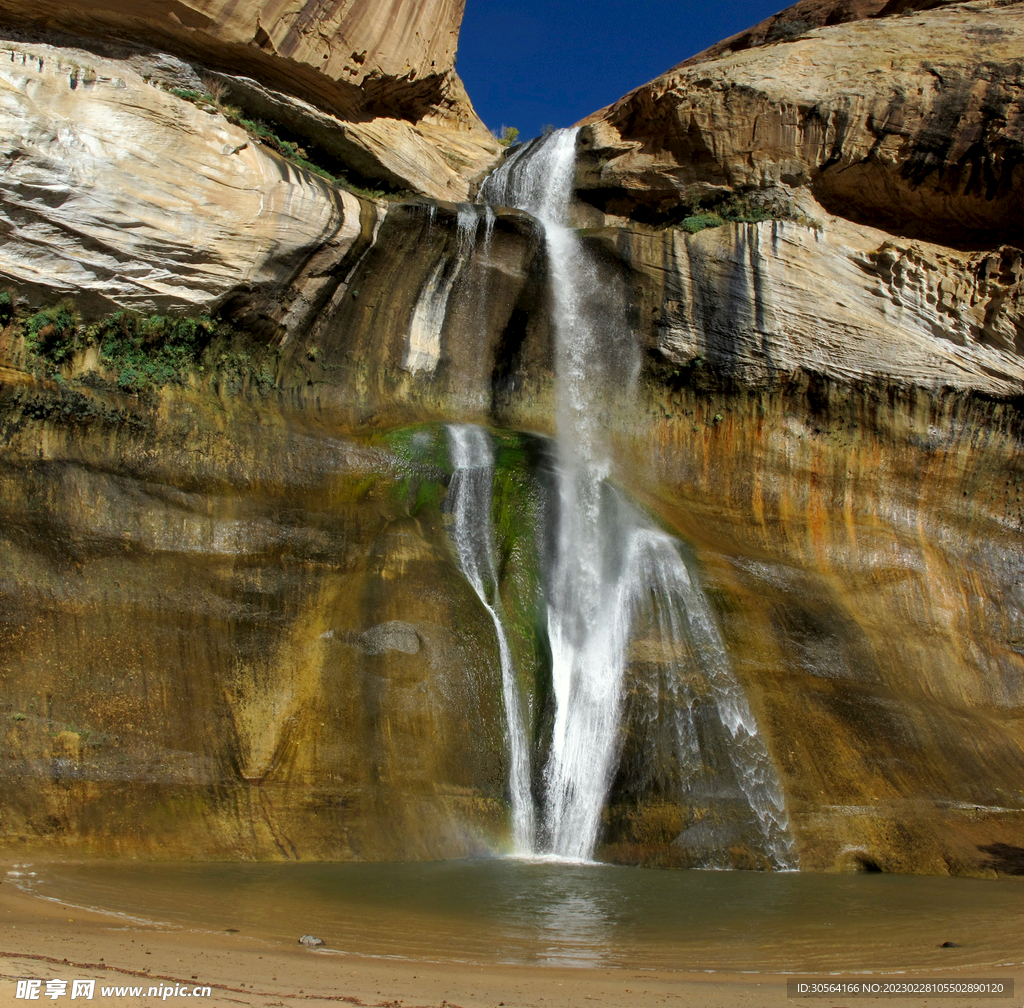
{"left": 0, "top": 862, "right": 1020, "bottom": 1008}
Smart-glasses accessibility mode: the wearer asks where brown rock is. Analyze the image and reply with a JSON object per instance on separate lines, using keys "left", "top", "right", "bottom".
{"left": 577, "top": 0, "right": 963, "bottom": 128}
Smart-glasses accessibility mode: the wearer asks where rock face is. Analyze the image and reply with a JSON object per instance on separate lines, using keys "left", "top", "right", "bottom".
{"left": 618, "top": 219, "right": 1024, "bottom": 395}
{"left": 0, "top": 0, "right": 464, "bottom": 118}
{"left": 0, "top": 194, "right": 544, "bottom": 861}
{"left": 0, "top": 39, "right": 374, "bottom": 319}
{"left": 1, "top": 0, "right": 1024, "bottom": 877}
{"left": 579, "top": 0, "right": 1024, "bottom": 247}
{"left": 642, "top": 0, "right": 963, "bottom": 76}
{"left": 0, "top": 0, "right": 500, "bottom": 199}
{"left": 0, "top": 390, "right": 517, "bottom": 859}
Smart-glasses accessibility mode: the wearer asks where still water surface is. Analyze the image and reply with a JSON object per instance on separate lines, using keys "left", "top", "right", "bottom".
{"left": 20, "top": 859, "right": 1024, "bottom": 973}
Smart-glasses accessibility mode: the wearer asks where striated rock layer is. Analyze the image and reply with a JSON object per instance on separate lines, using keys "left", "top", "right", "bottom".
{"left": 0, "top": 39, "right": 373, "bottom": 319}
{"left": 0, "top": 390, "right": 515, "bottom": 860}
{"left": 0, "top": 0, "right": 467, "bottom": 117}
{"left": 0, "top": 0, "right": 501, "bottom": 199}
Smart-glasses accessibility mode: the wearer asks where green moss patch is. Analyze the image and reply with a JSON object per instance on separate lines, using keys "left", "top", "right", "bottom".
{"left": 7, "top": 296, "right": 275, "bottom": 394}
{"left": 661, "top": 190, "right": 822, "bottom": 233}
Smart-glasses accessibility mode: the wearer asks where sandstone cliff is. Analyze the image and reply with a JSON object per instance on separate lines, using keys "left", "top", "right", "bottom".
{"left": 0, "top": 0, "right": 500, "bottom": 199}
{"left": 0, "top": 39, "right": 374, "bottom": 320}
{"left": 579, "top": 0, "right": 1024, "bottom": 248}
{"left": 0, "top": 0, "right": 1023, "bottom": 878}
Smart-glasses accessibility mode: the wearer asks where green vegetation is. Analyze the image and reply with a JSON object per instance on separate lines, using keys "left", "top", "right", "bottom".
{"left": 6, "top": 295, "right": 275, "bottom": 394}
{"left": 23, "top": 300, "right": 79, "bottom": 363}
{"left": 168, "top": 88, "right": 210, "bottom": 105}
{"left": 677, "top": 190, "right": 821, "bottom": 233}
{"left": 95, "top": 313, "right": 218, "bottom": 391}
{"left": 169, "top": 86, "right": 393, "bottom": 200}
{"left": 380, "top": 425, "right": 451, "bottom": 517}
{"left": 680, "top": 213, "right": 725, "bottom": 234}
{"left": 498, "top": 126, "right": 520, "bottom": 147}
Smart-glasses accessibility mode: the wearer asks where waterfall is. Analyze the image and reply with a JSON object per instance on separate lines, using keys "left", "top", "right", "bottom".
{"left": 623, "top": 525, "right": 795, "bottom": 868}
{"left": 481, "top": 130, "right": 796, "bottom": 868}
{"left": 483, "top": 129, "right": 634, "bottom": 861}
{"left": 445, "top": 424, "right": 536, "bottom": 853}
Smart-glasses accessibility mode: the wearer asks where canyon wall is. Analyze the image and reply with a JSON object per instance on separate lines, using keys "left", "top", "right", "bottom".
{"left": 0, "top": 0, "right": 500, "bottom": 200}
{"left": 0, "top": 0, "right": 1023, "bottom": 874}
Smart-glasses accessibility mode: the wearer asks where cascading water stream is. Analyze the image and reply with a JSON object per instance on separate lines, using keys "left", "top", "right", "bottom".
{"left": 481, "top": 129, "right": 796, "bottom": 868}
{"left": 445, "top": 424, "right": 536, "bottom": 853}
{"left": 483, "top": 129, "right": 632, "bottom": 860}
{"left": 623, "top": 524, "right": 795, "bottom": 868}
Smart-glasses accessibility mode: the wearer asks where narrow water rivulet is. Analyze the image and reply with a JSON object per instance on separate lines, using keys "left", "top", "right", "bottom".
{"left": 445, "top": 423, "right": 535, "bottom": 853}
{"left": 475, "top": 129, "right": 797, "bottom": 867}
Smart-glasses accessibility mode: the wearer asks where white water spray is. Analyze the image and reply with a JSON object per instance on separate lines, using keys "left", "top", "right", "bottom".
{"left": 484, "top": 129, "right": 631, "bottom": 860}
{"left": 445, "top": 424, "right": 536, "bottom": 853}
{"left": 483, "top": 129, "right": 796, "bottom": 867}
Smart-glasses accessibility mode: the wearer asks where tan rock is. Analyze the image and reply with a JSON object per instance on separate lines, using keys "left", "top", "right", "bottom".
{"left": 0, "top": 38, "right": 376, "bottom": 320}
{"left": 641, "top": 0, "right": 960, "bottom": 79}
{"left": 0, "top": 0, "right": 501, "bottom": 198}
{"left": 210, "top": 67, "right": 501, "bottom": 200}
{"left": 2, "top": 0, "right": 1024, "bottom": 877}
{"left": 580, "top": 0, "right": 1024, "bottom": 247}
{"left": 616, "top": 214, "right": 1024, "bottom": 395}
{"left": 1, "top": 0, "right": 463, "bottom": 120}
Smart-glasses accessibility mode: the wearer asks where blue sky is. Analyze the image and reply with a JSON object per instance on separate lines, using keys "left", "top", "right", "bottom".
{"left": 456, "top": 0, "right": 789, "bottom": 140}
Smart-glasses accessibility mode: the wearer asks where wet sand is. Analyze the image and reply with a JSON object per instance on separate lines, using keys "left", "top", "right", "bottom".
{"left": 0, "top": 862, "right": 1020, "bottom": 1008}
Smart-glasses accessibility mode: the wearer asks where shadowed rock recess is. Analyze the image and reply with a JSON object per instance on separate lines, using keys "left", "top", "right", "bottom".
{"left": 0, "top": 0, "right": 1023, "bottom": 875}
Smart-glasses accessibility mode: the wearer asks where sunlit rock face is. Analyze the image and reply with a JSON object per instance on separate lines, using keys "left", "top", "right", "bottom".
{"left": 623, "top": 0, "right": 964, "bottom": 78}
{"left": 0, "top": 39, "right": 377, "bottom": 321}
{"left": 0, "top": 0, "right": 500, "bottom": 199}
{"left": 0, "top": 0, "right": 466, "bottom": 117}
{"left": 618, "top": 220, "right": 1024, "bottom": 395}
{"left": 578, "top": 0, "right": 1024, "bottom": 248}
{"left": 1, "top": 0, "right": 1024, "bottom": 875}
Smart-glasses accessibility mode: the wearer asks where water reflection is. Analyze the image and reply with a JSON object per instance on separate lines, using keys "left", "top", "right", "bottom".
{"left": 18, "top": 859, "right": 1024, "bottom": 973}
{"left": 531, "top": 865, "right": 613, "bottom": 966}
